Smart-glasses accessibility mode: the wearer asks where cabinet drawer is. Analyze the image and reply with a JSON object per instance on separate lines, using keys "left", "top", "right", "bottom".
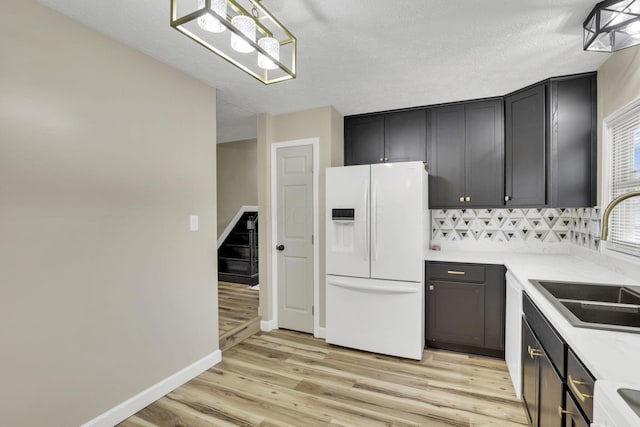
{"left": 566, "top": 349, "right": 594, "bottom": 422}
{"left": 564, "top": 391, "right": 590, "bottom": 427}
{"left": 523, "top": 292, "right": 566, "bottom": 378}
{"left": 428, "top": 262, "right": 485, "bottom": 282}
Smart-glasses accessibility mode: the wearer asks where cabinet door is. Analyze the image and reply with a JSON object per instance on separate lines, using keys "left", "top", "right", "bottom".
{"left": 539, "top": 351, "right": 564, "bottom": 427}
{"left": 549, "top": 75, "right": 596, "bottom": 207}
{"left": 427, "top": 280, "right": 485, "bottom": 346}
{"left": 465, "top": 100, "right": 504, "bottom": 207}
{"left": 564, "top": 392, "right": 590, "bottom": 427}
{"left": 429, "top": 105, "right": 466, "bottom": 208}
{"left": 522, "top": 320, "right": 540, "bottom": 427}
{"left": 505, "top": 85, "right": 547, "bottom": 206}
{"left": 345, "top": 115, "right": 385, "bottom": 165}
{"left": 385, "top": 109, "right": 427, "bottom": 163}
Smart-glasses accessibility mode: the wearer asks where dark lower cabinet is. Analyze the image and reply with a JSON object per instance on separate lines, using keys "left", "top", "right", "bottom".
{"left": 564, "top": 392, "right": 590, "bottom": 427}
{"left": 425, "top": 262, "right": 505, "bottom": 357}
{"left": 428, "top": 281, "right": 485, "bottom": 346}
{"left": 522, "top": 320, "right": 541, "bottom": 427}
{"left": 522, "top": 292, "right": 595, "bottom": 427}
{"left": 522, "top": 312, "right": 564, "bottom": 427}
{"left": 538, "top": 334, "right": 564, "bottom": 427}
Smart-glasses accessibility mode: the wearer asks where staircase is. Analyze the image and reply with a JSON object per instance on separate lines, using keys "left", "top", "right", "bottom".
{"left": 218, "top": 212, "right": 259, "bottom": 285}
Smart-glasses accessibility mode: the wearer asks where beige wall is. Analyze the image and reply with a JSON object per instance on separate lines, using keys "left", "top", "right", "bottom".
{"left": 257, "top": 107, "right": 343, "bottom": 329}
{"left": 597, "top": 44, "right": 640, "bottom": 203}
{"left": 0, "top": 2, "right": 218, "bottom": 426}
{"left": 217, "top": 139, "right": 258, "bottom": 236}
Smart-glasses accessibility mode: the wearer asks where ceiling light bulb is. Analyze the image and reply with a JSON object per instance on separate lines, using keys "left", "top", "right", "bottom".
{"left": 230, "top": 15, "right": 256, "bottom": 53}
{"left": 197, "top": 0, "right": 227, "bottom": 33}
{"left": 626, "top": 20, "right": 640, "bottom": 35}
{"left": 257, "top": 37, "right": 280, "bottom": 70}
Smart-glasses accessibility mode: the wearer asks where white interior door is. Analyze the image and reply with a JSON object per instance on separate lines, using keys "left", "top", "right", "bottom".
{"left": 371, "top": 162, "right": 424, "bottom": 282}
{"left": 276, "top": 144, "right": 314, "bottom": 333}
{"left": 325, "top": 165, "right": 370, "bottom": 278}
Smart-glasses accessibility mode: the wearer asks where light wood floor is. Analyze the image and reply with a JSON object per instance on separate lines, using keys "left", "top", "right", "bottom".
{"left": 218, "top": 281, "right": 259, "bottom": 338}
{"left": 120, "top": 330, "right": 527, "bottom": 427}
{"left": 217, "top": 281, "right": 261, "bottom": 351}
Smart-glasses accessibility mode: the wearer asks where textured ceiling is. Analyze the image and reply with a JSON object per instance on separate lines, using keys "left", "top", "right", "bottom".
{"left": 38, "top": 0, "right": 608, "bottom": 143}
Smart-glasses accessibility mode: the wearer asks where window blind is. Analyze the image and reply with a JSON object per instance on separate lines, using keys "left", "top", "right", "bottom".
{"left": 609, "top": 108, "right": 640, "bottom": 256}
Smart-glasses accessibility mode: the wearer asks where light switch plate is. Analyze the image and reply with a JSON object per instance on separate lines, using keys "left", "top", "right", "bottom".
{"left": 189, "top": 215, "right": 199, "bottom": 232}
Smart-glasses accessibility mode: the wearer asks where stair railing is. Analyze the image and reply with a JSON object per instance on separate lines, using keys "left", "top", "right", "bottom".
{"left": 247, "top": 215, "right": 258, "bottom": 279}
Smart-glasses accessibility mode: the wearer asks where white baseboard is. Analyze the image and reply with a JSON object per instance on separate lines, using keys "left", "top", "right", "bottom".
{"left": 217, "top": 205, "right": 258, "bottom": 249}
{"left": 260, "top": 319, "right": 277, "bottom": 332}
{"left": 315, "top": 327, "right": 326, "bottom": 339}
{"left": 80, "top": 350, "right": 222, "bottom": 427}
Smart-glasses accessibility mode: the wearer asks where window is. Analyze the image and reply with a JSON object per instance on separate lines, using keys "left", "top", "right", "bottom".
{"left": 604, "top": 98, "right": 640, "bottom": 257}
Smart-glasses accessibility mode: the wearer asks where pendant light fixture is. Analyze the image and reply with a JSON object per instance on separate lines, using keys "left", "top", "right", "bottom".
{"left": 170, "top": 0, "right": 296, "bottom": 84}
{"left": 584, "top": 0, "right": 640, "bottom": 51}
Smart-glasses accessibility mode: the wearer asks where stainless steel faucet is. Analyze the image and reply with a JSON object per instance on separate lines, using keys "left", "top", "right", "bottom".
{"left": 600, "top": 191, "right": 640, "bottom": 241}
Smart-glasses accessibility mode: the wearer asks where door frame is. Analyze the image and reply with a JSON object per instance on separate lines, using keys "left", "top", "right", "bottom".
{"left": 270, "top": 137, "right": 320, "bottom": 337}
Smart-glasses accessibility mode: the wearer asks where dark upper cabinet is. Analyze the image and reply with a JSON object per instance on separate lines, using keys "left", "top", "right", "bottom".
{"left": 505, "top": 85, "right": 547, "bottom": 207}
{"left": 465, "top": 100, "right": 505, "bottom": 206}
{"left": 429, "top": 99, "right": 504, "bottom": 209}
{"left": 344, "top": 115, "right": 385, "bottom": 165}
{"left": 344, "top": 109, "right": 426, "bottom": 166}
{"left": 505, "top": 73, "right": 596, "bottom": 208}
{"left": 386, "top": 109, "right": 427, "bottom": 163}
{"left": 344, "top": 72, "right": 595, "bottom": 208}
{"left": 429, "top": 104, "right": 466, "bottom": 207}
{"left": 549, "top": 75, "right": 597, "bottom": 207}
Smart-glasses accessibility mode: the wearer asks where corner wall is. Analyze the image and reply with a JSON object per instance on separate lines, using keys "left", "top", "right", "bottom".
{"left": 0, "top": 2, "right": 218, "bottom": 425}
{"left": 597, "top": 44, "right": 640, "bottom": 203}
{"left": 217, "top": 139, "right": 258, "bottom": 237}
{"left": 257, "top": 106, "right": 343, "bottom": 330}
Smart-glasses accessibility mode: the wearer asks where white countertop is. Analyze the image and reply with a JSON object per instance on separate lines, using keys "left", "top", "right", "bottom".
{"left": 425, "top": 249, "right": 640, "bottom": 386}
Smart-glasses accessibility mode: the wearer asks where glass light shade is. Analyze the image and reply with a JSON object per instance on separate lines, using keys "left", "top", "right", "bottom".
{"left": 257, "top": 37, "right": 280, "bottom": 70}
{"left": 584, "top": 0, "right": 640, "bottom": 51}
{"left": 627, "top": 20, "right": 640, "bottom": 34}
{"left": 197, "top": 0, "right": 227, "bottom": 33}
{"left": 230, "top": 15, "right": 256, "bottom": 53}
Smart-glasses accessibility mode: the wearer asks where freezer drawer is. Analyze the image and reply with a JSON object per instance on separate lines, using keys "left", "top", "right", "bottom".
{"left": 326, "top": 275, "right": 425, "bottom": 360}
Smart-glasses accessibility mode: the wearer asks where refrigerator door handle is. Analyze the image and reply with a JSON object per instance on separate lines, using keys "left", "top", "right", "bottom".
{"left": 362, "top": 181, "right": 369, "bottom": 261}
{"left": 328, "top": 278, "right": 418, "bottom": 294}
{"left": 371, "top": 184, "right": 378, "bottom": 262}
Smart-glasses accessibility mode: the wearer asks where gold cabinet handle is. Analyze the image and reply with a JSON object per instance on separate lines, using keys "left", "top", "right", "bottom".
{"left": 447, "top": 270, "right": 465, "bottom": 275}
{"left": 379, "top": 157, "right": 384, "bottom": 162}
{"left": 505, "top": 195, "right": 511, "bottom": 202}
{"left": 429, "top": 284, "right": 435, "bottom": 291}
{"left": 558, "top": 406, "right": 576, "bottom": 418}
{"left": 465, "top": 196, "right": 471, "bottom": 202}
{"left": 459, "top": 196, "right": 464, "bottom": 203}
{"left": 528, "top": 345, "right": 543, "bottom": 358}
{"left": 568, "top": 375, "right": 593, "bottom": 403}
{"left": 384, "top": 157, "right": 388, "bottom": 161}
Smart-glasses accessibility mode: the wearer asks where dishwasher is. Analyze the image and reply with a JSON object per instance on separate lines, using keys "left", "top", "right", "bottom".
{"left": 505, "top": 270, "right": 523, "bottom": 398}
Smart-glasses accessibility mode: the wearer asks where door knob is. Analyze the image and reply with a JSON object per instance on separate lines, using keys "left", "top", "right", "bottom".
{"left": 276, "top": 244, "right": 285, "bottom": 251}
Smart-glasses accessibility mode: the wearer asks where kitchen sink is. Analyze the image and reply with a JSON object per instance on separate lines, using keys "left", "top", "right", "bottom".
{"left": 529, "top": 280, "right": 640, "bottom": 333}
{"left": 618, "top": 388, "right": 640, "bottom": 417}
{"left": 533, "top": 281, "right": 640, "bottom": 305}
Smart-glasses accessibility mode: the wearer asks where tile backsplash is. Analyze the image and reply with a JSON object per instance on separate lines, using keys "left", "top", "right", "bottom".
{"left": 431, "top": 207, "right": 601, "bottom": 251}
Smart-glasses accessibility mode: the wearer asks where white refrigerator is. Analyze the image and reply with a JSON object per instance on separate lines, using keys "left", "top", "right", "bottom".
{"left": 325, "top": 161, "right": 428, "bottom": 360}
